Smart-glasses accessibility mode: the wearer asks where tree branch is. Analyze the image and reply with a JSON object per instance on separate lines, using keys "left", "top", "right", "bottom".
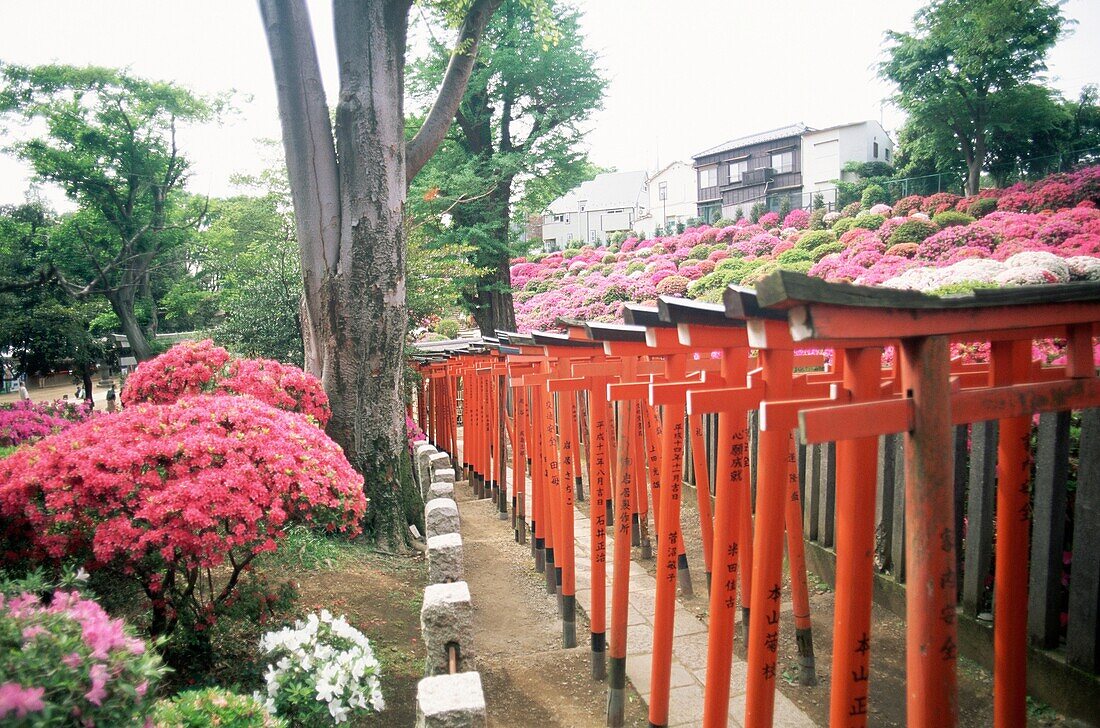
{"left": 405, "top": 0, "right": 504, "bottom": 185}
{"left": 258, "top": 0, "right": 342, "bottom": 276}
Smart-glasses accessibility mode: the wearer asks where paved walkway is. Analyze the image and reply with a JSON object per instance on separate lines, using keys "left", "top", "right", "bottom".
{"left": 487, "top": 450, "right": 817, "bottom": 727}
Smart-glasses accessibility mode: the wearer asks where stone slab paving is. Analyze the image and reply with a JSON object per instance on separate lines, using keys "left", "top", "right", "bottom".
{"left": 480, "top": 452, "right": 816, "bottom": 727}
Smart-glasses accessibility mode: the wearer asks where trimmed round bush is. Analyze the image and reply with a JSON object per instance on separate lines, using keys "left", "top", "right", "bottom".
{"left": 811, "top": 242, "right": 846, "bottom": 261}
{"left": 832, "top": 218, "right": 857, "bottom": 235}
{"left": 861, "top": 184, "right": 889, "bottom": 209}
{"left": 794, "top": 230, "right": 837, "bottom": 250}
{"left": 808, "top": 208, "right": 826, "bottom": 230}
{"left": 656, "top": 275, "right": 691, "bottom": 296}
{"left": 887, "top": 219, "right": 940, "bottom": 245}
{"left": 841, "top": 201, "right": 863, "bottom": 217}
{"left": 777, "top": 247, "right": 814, "bottom": 265}
{"left": 967, "top": 197, "right": 998, "bottom": 218}
{"left": 931, "top": 211, "right": 976, "bottom": 228}
{"left": 853, "top": 213, "right": 887, "bottom": 231}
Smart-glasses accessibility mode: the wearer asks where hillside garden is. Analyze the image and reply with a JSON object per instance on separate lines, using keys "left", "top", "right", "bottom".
{"left": 512, "top": 166, "right": 1100, "bottom": 333}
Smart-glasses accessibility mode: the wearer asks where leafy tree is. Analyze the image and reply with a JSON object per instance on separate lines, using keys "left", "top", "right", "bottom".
{"left": 407, "top": 0, "right": 605, "bottom": 335}
{"left": 881, "top": 0, "right": 1069, "bottom": 195}
{"left": 1058, "top": 84, "right": 1100, "bottom": 169}
{"left": 258, "top": 0, "right": 553, "bottom": 543}
{"left": 0, "top": 64, "right": 218, "bottom": 360}
{"left": 0, "top": 201, "right": 107, "bottom": 395}
{"left": 985, "top": 83, "right": 1070, "bottom": 185}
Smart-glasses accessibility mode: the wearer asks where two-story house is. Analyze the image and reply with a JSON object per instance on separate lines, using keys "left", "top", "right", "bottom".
{"left": 692, "top": 121, "right": 892, "bottom": 220}
{"left": 633, "top": 161, "right": 698, "bottom": 238}
{"left": 540, "top": 170, "right": 648, "bottom": 251}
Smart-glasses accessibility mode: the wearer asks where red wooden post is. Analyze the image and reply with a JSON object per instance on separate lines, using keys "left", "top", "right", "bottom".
{"left": 901, "top": 334, "right": 959, "bottom": 726}
{"left": 828, "top": 346, "right": 884, "bottom": 726}
{"left": 743, "top": 346, "right": 794, "bottom": 728}
{"left": 688, "top": 412, "right": 715, "bottom": 590}
{"left": 607, "top": 370, "right": 637, "bottom": 726}
{"left": 990, "top": 338, "right": 1032, "bottom": 728}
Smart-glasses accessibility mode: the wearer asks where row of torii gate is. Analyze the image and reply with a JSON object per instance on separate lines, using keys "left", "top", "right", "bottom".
{"left": 411, "top": 270, "right": 1100, "bottom": 728}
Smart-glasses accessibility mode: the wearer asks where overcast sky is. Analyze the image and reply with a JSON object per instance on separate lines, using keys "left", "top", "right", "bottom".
{"left": 0, "top": 0, "right": 1097, "bottom": 208}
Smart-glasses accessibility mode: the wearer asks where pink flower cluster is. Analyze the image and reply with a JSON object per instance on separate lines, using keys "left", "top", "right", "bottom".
{"left": 123, "top": 340, "right": 330, "bottom": 426}
{"left": 0, "top": 400, "right": 95, "bottom": 447}
{"left": 512, "top": 166, "right": 1100, "bottom": 328}
{"left": 0, "top": 394, "right": 365, "bottom": 569}
{"left": 1, "top": 590, "right": 159, "bottom": 721}
{"left": 122, "top": 339, "right": 230, "bottom": 405}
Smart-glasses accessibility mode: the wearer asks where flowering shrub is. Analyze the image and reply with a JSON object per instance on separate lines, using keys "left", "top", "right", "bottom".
{"left": 154, "top": 688, "right": 285, "bottom": 728}
{"left": 782, "top": 208, "right": 810, "bottom": 229}
{"left": 122, "top": 339, "right": 231, "bottom": 405}
{"left": 758, "top": 211, "right": 780, "bottom": 227}
{"left": 125, "top": 341, "right": 331, "bottom": 425}
{"left": 0, "top": 590, "right": 164, "bottom": 725}
{"left": 217, "top": 358, "right": 331, "bottom": 426}
{"left": 510, "top": 166, "right": 1100, "bottom": 328}
{"left": 0, "top": 395, "right": 366, "bottom": 638}
{"left": 655, "top": 274, "right": 691, "bottom": 296}
{"left": 0, "top": 400, "right": 94, "bottom": 448}
{"left": 256, "top": 610, "right": 384, "bottom": 725}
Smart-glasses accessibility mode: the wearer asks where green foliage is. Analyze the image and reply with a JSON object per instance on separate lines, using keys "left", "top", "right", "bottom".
{"left": 808, "top": 208, "right": 826, "bottom": 230}
{"left": 435, "top": 319, "right": 461, "bottom": 339}
{"left": 812, "top": 193, "right": 825, "bottom": 210}
{"left": 832, "top": 218, "right": 857, "bottom": 235}
{"left": 0, "top": 202, "right": 108, "bottom": 378}
{"left": 927, "top": 280, "right": 1000, "bottom": 296}
{"left": 0, "top": 64, "right": 222, "bottom": 357}
{"left": 153, "top": 689, "right": 286, "bottom": 728}
{"left": 853, "top": 213, "right": 887, "bottom": 230}
{"left": 880, "top": 0, "right": 1069, "bottom": 193}
{"left": 749, "top": 202, "right": 766, "bottom": 223}
{"left": 860, "top": 184, "right": 889, "bottom": 208}
{"left": 777, "top": 197, "right": 792, "bottom": 223}
{"left": 794, "top": 230, "right": 837, "bottom": 250}
{"left": 836, "top": 161, "right": 896, "bottom": 208}
{"left": 199, "top": 169, "right": 305, "bottom": 366}
{"left": 406, "top": 0, "right": 606, "bottom": 330}
{"left": 777, "top": 247, "right": 814, "bottom": 265}
{"left": 887, "top": 219, "right": 940, "bottom": 244}
{"left": 931, "top": 210, "right": 976, "bottom": 228}
{"left": 967, "top": 197, "right": 998, "bottom": 218}
{"left": 811, "top": 242, "right": 845, "bottom": 261}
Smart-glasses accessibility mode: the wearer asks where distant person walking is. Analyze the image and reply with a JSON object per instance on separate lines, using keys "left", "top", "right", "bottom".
{"left": 106, "top": 384, "right": 117, "bottom": 413}
{"left": 75, "top": 384, "right": 84, "bottom": 400}
{"left": 19, "top": 381, "right": 29, "bottom": 400}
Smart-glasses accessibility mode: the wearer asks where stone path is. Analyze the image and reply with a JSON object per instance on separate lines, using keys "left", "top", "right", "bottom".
{"left": 489, "top": 451, "right": 817, "bottom": 727}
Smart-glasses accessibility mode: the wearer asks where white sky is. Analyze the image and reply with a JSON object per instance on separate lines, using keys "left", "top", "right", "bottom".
{"left": 0, "top": 0, "right": 1097, "bottom": 209}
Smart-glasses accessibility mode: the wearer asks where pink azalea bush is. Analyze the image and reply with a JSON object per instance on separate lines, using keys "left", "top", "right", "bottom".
{"left": 0, "top": 400, "right": 95, "bottom": 448}
{"left": 510, "top": 166, "right": 1100, "bottom": 328}
{"left": 0, "top": 395, "right": 366, "bottom": 637}
{"left": 123, "top": 341, "right": 330, "bottom": 426}
{"left": 0, "top": 590, "right": 164, "bottom": 725}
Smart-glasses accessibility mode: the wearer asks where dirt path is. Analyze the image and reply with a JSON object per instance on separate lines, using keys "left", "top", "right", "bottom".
{"left": 456, "top": 482, "right": 651, "bottom": 727}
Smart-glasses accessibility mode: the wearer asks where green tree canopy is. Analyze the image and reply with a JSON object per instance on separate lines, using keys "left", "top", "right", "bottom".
{"left": 880, "top": 0, "right": 1069, "bottom": 195}
{"left": 0, "top": 63, "right": 220, "bottom": 359}
{"left": 407, "top": 0, "right": 606, "bottom": 334}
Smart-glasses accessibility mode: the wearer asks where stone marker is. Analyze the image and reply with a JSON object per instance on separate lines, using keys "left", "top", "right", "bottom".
{"left": 434, "top": 468, "right": 457, "bottom": 484}
{"left": 415, "top": 671, "right": 486, "bottom": 728}
{"left": 415, "top": 444, "right": 439, "bottom": 488}
{"left": 425, "top": 498, "right": 460, "bottom": 539}
{"left": 427, "top": 532, "right": 464, "bottom": 584}
{"left": 421, "top": 581, "right": 473, "bottom": 675}
{"left": 428, "top": 452, "right": 453, "bottom": 473}
{"left": 428, "top": 481, "right": 455, "bottom": 501}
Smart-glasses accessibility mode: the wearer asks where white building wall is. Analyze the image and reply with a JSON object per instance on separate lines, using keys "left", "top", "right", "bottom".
{"left": 634, "top": 162, "right": 698, "bottom": 238}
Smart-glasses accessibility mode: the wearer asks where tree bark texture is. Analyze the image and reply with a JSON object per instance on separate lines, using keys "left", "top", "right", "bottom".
{"left": 106, "top": 286, "right": 154, "bottom": 361}
{"left": 260, "top": 0, "right": 500, "bottom": 543}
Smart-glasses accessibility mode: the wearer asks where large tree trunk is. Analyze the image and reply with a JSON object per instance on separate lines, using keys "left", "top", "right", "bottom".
{"left": 260, "top": 0, "right": 501, "bottom": 545}
{"left": 470, "top": 180, "right": 516, "bottom": 335}
{"left": 106, "top": 287, "right": 154, "bottom": 361}
{"left": 325, "top": 0, "right": 416, "bottom": 544}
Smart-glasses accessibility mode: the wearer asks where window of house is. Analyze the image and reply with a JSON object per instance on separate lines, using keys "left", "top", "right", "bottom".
{"left": 873, "top": 141, "right": 879, "bottom": 159}
{"left": 552, "top": 214, "right": 565, "bottom": 223}
{"left": 885, "top": 147, "right": 891, "bottom": 162}
{"left": 698, "top": 166, "right": 718, "bottom": 188}
{"left": 659, "top": 181, "right": 668, "bottom": 200}
{"left": 770, "top": 151, "right": 793, "bottom": 174}
{"left": 728, "top": 160, "right": 748, "bottom": 183}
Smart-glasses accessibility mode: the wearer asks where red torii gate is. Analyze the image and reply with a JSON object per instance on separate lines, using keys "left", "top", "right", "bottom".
{"left": 755, "top": 271, "right": 1100, "bottom": 728}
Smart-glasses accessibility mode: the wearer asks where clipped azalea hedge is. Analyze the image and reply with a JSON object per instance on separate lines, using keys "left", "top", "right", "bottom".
{"left": 511, "top": 165, "right": 1100, "bottom": 328}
